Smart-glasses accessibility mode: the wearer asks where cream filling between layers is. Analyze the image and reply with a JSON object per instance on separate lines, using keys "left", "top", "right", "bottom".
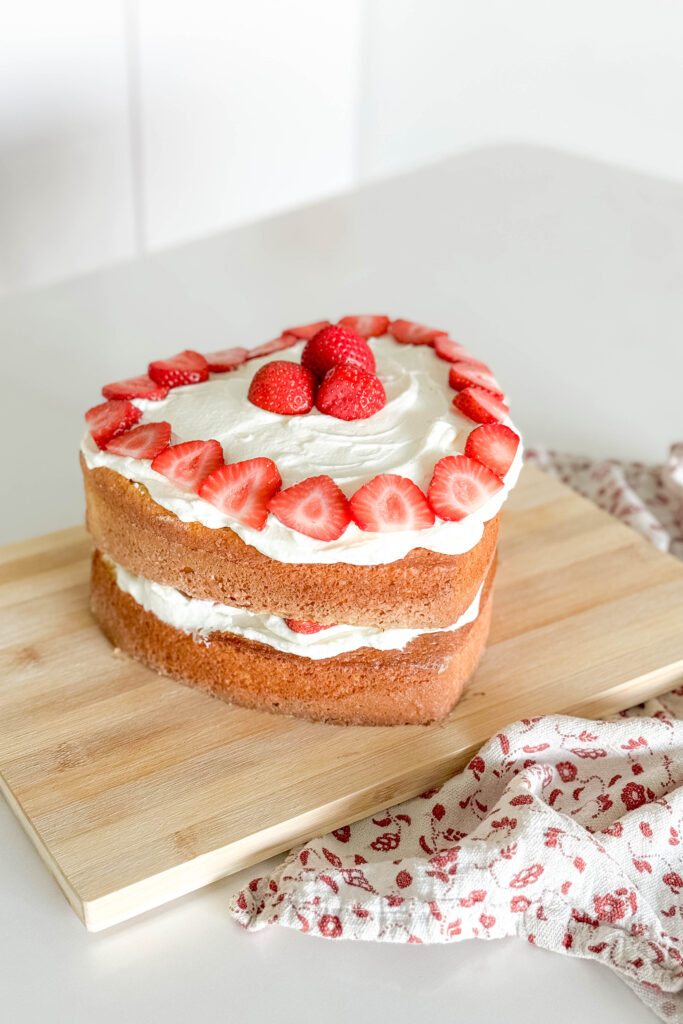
{"left": 109, "top": 557, "right": 483, "bottom": 660}
{"left": 82, "top": 336, "right": 523, "bottom": 566}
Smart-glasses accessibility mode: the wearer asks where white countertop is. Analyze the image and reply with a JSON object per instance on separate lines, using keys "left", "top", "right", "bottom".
{"left": 2, "top": 144, "right": 681, "bottom": 1021}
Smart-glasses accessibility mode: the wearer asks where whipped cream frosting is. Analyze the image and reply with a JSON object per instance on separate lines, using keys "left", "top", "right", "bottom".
{"left": 82, "top": 336, "right": 523, "bottom": 565}
{"left": 109, "top": 557, "right": 483, "bottom": 660}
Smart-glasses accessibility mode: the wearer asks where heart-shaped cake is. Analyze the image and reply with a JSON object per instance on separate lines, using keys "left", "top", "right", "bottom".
{"left": 81, "top": 316, "right": 522, "bottom": 725}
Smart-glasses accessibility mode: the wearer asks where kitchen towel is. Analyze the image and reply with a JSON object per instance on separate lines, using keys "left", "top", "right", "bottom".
{"left": 230, "top": 444, "right": 683, "bottom": 1023}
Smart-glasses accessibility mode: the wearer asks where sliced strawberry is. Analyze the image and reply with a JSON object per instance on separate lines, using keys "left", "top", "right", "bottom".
{"left": 198, "top": 458, "right": 281, "bottom": 531}
{"left": 388, "top": 319, "right": 448, "bottom": 346}
{"left": 284, "top": 618, "right": 336, "bottom": 634}
{"left": 104, "top": 421, "right": 172, "bottom": 459}
{"left": 102, "top": 375, "right": 169, "bottom": 402}
{"left": 432, "top": 337, "right": 487, "bottom": 369}
{"left": 248, "top": 360, "right": 316, "bottom": 415}
{"left": 85, "top": 399, "right": 142, "bottom": 449}
{"left": 465, "top": 423, "right": 520, "bottom": 477}
{"left": 453, "top": 386, "right": 509, "bottom": 424}
{"left": 337, "top": 314, "right": 390, "bottom": 338}
{"left": 349, "top": 474, "right": 435, "bottom": 532}
{"left": 449, "top": 362, "right": 503, "bottom": 397}
{"left": 148, "top": 350, "right": 209, "bottom": 389}
{"left": 247, "top": 334, "right": 298, "bottom": 360}
{"left": 428, "top": 455, "right": 503, "bottom": 521}
{"left": 204, "top": 347, "right": 249, "bottom": 372}
{"left": 268, "top": 475, "right": 351, "bottom": 541}
{"left": 302, "top": 324, "right": 375, "bottom": 381}
{"left": 151, "top": 439, "right": 224, "bottom": 492}
{"left": 282, "top": 320, "right": 331, "bottom": 340}
{"left": 316, "top": 364, "right": 386, "bottom": 421}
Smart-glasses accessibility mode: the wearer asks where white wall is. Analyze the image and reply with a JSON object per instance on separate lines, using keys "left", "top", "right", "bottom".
{"left": 1, "top": 0, "right": 683, "bottom": 295}
{"left": 0, "top": 1, "right": 136, "bottom": 292}
{"left": 358, "top": 0, "right": 683, "bottom": 183}
{"left": 137, "top": 0, "right": 363, "bottom": 250}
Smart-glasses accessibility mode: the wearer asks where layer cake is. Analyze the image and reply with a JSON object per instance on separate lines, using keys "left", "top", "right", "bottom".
{"left": 81, "top": 316, "right": 522, "bottom": 725}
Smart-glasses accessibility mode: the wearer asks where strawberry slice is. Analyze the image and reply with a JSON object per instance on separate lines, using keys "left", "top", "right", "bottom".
{"left": 104, "top": 421, "right": 172, "bottom": 459}
{"left": 248, "top": 360, "right": 316, "bottom": 415}
{"left": 302, "top": 324, "right": 375, "bottom": 380}
{"left": 433, "top": 336, "right": 470, "bottom": 363}
{"left": 388, "top": 319, "right": 448, "bottom": 346}
{"left": 337, "top": 315, "right": 390, "bottom": 338}
{"left": 198, "top": 458, "right": 281, "bottom": 531}
{"left": 268, "top": 475, "right": 351, "bottom": 541}
{"left": 247, "top": 335, "right": 298, "bottom": 360}
{"left": 85, "top": 399, "right": 142, "bottom": 449}
{"left": 148, "top": 350, "right": 209, "bottom": 388}
{"left": 102, "top": 375, "right": 170, "bottom": 402}
{"left": 453, "top": 386, "right": 509, "bottom": 424}
{"left": 151, "top": 439, "right": 224, "bottom": 492}
{"left": 349, "top": 474, "right": 435, "bottom": 532}
{"left": 282, "top": 320, "right": 331, "bottom": 340}
{"left": 284, "top": 618, "right": 336, "bottom": 634}
{"left": 316, "top": 364, "right": 386, "bottom": 420}
{"left": 204, "top": 347, "right": 249, "bottom": 372}
{"left": 428, "top": 455, "right": 503, "bottom": 521}
{"left": 434, "top": 338, "right": 491, "bottom": 371}
{"left": 449, "top": 362, "right": 503, "bottom": 397}
{"left": 433, "top": 337, "right": 489, "bottom": 368}
{"left": 465, "top": 423, "right": 520, "bottom": 477}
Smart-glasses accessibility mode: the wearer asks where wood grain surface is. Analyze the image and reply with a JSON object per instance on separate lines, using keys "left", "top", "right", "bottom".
{"left": 1, "top": 465, "right": 683, "bottom": 931}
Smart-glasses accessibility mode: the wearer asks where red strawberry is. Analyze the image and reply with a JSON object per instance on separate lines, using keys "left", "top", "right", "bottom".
{"left": 453, "top": 386, "right": 509, "bottom": 424}
{"left": 428, "top": 455, "right": 503, "bottom": 521}
{"left": 435, "top": 339, "right": 490, "bottom": 371}
{"left": 85, "top": 399, "right": 142, "bottom": 449}
{"left": 349, "top": 474, "right": 435, "bottom": 532}
{"left": 432, "top": 336, "right": 488, "bottom": 365}
{"left": 102, "top": 375, "right": 169, "bottom": 402}
{"left": 268, "top": 475, "right": 351, "bottom": 541}
{"left": 316, "top": 364, "right": 386, "bottom": 420}
{"left": 104, "top": 421, "right": 172, "bottom": 459}
{"left": 465, "top": 423, "right": 520, "bottom": 477}
{"left": 198, "top": 458, "right": 281, "bottom": 531}
{"left": 248, "top": 360, "right": 316, "bottom": 415}
{"left": 449, "top": 362, "right": 503, "bottom": 397}
{"left": 337, "top": 314, "right": 390, "bottom": 338}
{"left": 204, "top": 347, "right": 248, "bottom": 372}
{"left": 302, "top": 324, "right": 375, "bottom": 381}
{"left": 284, "top": 618, "right": 335, "bottom": 634}
{"left": 282, "top": 320, "right": 331, "bottom": 340}
{"left": 148, "top": 350, "right": 209, "bottom": 388}
{"left": 151, "top": 439, "right": 224, "bottom": 492}
{"left": 388, "top": 319, "right": 448, "bottom": 346}
{"left": 247, "top": 335, "right": 298, "bottom": 360}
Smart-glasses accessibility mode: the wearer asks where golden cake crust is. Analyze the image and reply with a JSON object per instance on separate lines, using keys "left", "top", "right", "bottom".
{"left": 82, "top": 456, "right": 499, "bottom": 629}
{"left": 90, "top": 549, "right": 495, "bottom": 726}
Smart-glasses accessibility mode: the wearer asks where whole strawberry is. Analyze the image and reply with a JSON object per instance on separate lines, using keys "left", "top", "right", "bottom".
{"left": 316, "top": 364, "right": 386, "bottom": 421}
{"left": 248, "top": 360, "right": 316, "bottom": 415}
{"left": 301, "top": 324, "right": 375, "bottom": 381}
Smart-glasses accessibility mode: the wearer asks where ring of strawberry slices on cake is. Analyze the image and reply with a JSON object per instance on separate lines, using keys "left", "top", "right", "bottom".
{"left": 84, "top": 318, "right": 520, "bottom": 518}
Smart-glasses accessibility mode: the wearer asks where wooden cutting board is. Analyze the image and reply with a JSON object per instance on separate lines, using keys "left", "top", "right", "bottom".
{"left": 2, "top": 465, "right": 683, "bottom": 932}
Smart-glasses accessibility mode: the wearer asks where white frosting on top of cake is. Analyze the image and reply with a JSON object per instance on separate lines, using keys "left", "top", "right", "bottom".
{"left": 81, "top": 336, "right": 523, "bottom": 565}
{"left": 109, "top": 556, "right": 483, "bottom": 660}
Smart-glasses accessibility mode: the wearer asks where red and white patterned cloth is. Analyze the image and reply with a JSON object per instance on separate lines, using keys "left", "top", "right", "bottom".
{"left": 230, "top": 444, "right": 683, "bottom": 1023}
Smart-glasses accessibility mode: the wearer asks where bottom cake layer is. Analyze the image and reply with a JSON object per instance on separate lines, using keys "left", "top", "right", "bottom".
{"left": 90, "top": 550, "right": 495, "bottom": 726}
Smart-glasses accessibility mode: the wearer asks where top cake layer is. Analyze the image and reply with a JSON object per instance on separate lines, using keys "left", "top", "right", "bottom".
{"left": 81, "top": 329, "right": 522, "bottom": 566}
